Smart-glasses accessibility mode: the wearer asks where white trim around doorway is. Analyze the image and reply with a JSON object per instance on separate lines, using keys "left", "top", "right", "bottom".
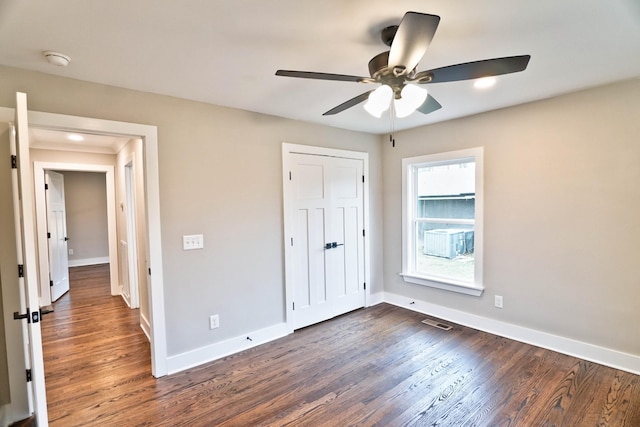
{"left": 0, "top": 106, "right": 168, "bottom": 377}
{"left": 34, "top": 162, "right": 118, "bottom": 306}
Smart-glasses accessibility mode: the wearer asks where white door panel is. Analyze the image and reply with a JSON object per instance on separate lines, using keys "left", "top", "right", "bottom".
{"left": 286, "top": 151, "right": 365, "bottom": 330}
{"left": 45, "top": 170, "right": 70, "bottom": 302}
{"left": 13, "top": 92, "right": 48, "bottom": 425}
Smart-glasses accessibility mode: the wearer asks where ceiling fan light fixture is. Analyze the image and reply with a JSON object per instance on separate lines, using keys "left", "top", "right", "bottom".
{"left": 364, "top": 85, "right": 393, "bottom": 118}
{"left": 394, "top": 84, "right": 428, "bottom": 118}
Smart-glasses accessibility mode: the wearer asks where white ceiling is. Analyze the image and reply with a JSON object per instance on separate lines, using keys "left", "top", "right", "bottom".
{"left": 29, "top": 128, "right": 131, "bottom": 154}
{"left": 2, "top": 0, "right": 640, "bottom": 135}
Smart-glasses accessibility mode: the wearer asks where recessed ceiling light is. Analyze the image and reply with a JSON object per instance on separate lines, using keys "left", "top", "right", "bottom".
{"left": 474, "top": 77, "right": 497, "bottom": 89}
{"left": 67, "top": 134, "right": 84, "bottom": 142}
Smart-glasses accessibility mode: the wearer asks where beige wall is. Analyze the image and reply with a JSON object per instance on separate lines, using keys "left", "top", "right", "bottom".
{"left": 382, "top": 78, "right": 640, "bottom": 356}
{"left": 0, "top": 66, "right": 384, "bottom": 359}
{"left": 3, "top": 62, "right": 636, "bottom": 394}
{"left": 61, "top": 171, "right": 109, "bottom": 263}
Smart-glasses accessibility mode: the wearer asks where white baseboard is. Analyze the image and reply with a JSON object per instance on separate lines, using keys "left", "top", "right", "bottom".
{"left": 140, "top": 313, "right": 151, "bottom": 342}
{"left": 383, "top": 291, "right": 640, "bottom": 375}
{"left": 68, "top": 256, "right": 109, "bottom": 267}
{"left": 166, "top": 322, "right": 290, "bottom": 375}
{"left": 367, "top": 291, "right": 385, "bottom": 306}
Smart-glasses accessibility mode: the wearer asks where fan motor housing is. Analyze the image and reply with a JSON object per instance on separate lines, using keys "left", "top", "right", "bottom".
{"left": 368, "top": 51, "right": 390, "bottom": 78}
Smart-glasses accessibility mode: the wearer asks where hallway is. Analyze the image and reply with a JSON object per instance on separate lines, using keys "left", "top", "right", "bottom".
{"left": 41, "top": 264, "right": 152, "bottom": 425}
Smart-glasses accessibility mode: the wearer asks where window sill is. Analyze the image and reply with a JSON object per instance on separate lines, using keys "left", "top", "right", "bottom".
{"left": 400, "top": 273, "right": 484, "bottom": 296}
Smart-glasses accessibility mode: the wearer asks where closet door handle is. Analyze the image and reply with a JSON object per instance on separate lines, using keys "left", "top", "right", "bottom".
{"left": 325, "top": 242, "right": 344, "bottom": 249}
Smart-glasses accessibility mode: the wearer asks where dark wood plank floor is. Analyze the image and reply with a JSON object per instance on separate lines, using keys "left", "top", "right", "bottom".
{"left": 41, "top": 264, "right": 640, "bottom": 426}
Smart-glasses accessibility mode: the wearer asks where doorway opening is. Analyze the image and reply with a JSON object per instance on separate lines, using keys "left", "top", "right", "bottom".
{"left": 1, "top": 105, "right": 168, "bottom": 378}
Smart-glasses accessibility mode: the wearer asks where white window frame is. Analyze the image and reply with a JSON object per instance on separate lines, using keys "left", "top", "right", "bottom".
{"left": 401, "top": 147, "right": 484, "bottom": 296}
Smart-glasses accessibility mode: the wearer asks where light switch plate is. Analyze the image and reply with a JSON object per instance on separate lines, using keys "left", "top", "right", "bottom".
{"left": 183, "top": 234, "right": 204, "bottom": 250}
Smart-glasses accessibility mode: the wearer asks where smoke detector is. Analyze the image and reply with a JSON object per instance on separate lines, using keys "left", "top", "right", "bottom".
{"left": 43, "top": 51, "right": 71, "bottom": 67}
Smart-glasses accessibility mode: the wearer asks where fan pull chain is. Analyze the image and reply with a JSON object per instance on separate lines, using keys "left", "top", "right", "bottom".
{"left": 389, "top": 101, "right": 396, "bottom": 147}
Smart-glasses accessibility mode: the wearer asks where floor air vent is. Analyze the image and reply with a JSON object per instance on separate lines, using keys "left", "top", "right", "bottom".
{"left": 421, "top": 318, "right": 452, "bottom": 331}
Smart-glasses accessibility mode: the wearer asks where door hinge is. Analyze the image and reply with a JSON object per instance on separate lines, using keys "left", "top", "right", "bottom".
{"left": 18, "top": 264, "right": 24, "bottom": 278}
{"left": 45, "top": 183, "right": 48, "bottom": 190}
{"left": 362, "top": 175, "right": 365, "bottom": 183}
{"left": 50, "top": 280, "right": 54, "bottom": 287}
{"left": 11, "top": 155, "right": 17, "bottom": 169}
{"left": 26, "top": 369, "right": 32, "bottom": 383}
{"left": 148, "top": 268, "right": 151, "bottom": 275}
{"left": 289, "top": 171, "right": 292, "bottom": 181}
{"left": 290, "top": 237, "right": 293, "bottom": 246}
{"left": 364, "top": 282, "right": 366, "bottom": 290}
{"left": 292, "top": 302, "right": 295, "bottom": 311}
{"left": 362, "top": 229, "right": 365, "bottom": 237}
{"left": 47, "top": 232, "right": 51, "bottom": 239}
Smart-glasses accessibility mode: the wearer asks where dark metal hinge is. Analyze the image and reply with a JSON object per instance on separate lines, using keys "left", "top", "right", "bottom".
{"left": 50, "top": 280, "right": 54, "bottom": 287}
{"left": 47, "top": 232, "right": 51, "bottom": 239}
{"left": 290, "top": 237, "right": 293, "bottom": 246}
{"left": 289, "top": 171, "right": 292, "bottom": 181}
{"left": 364, "top": 282, "right": 366, "bottom": 290}
{"left": 293, "top": 302, "right": 295, "bottom": 311}
{"left": 362, "top": 229, "right": 365, "bottom": 237}
{"left": 11, "top": 155, "right": 17, "bottom": 169}
{"left": 362, "top": 175, "right": 365, "bottom": 183}
{"left": 148, "top": 268, "right": 151, "bottom": 275}
{"left": 18, "top": 264, "right": 24, "bottom": 278}
{"left": 26, "top": 369, "right": 32, "bottom": 382}
{"left": 45, "top": 183, "right": 48, "bottom": 190}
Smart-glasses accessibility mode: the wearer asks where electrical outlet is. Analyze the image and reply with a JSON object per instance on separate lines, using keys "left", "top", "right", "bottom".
{"left": 494, "top": 295, "right": 504, "bottom": 309}
{"left": 209, "top": 314, "right": 219, "bottom": 329}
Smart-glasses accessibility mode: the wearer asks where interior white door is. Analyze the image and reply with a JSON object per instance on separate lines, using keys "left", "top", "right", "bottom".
{"left": 12, "top": 92, "right": 48, "bottom": 425}
{"left": 288, "top": 153, "right": 365, "bottom": 329}
{"left": 45, "top": 170, "right": 70, "bottom": 302}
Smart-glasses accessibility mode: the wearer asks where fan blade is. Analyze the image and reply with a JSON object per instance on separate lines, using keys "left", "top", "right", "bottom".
{"left": 416, "top": 94, "right": 442, "bottom": 115}
{"left": 276, "top": 70, "right": 368, "bottom": 83}
{"left": 323, "top": 91, "right": 373, "bottom": 116}
{"left": 388, "top": 12, "right": 440, "bottom": 74}
{"left": 425, "top": 55, "right": 531, "bottom": 83}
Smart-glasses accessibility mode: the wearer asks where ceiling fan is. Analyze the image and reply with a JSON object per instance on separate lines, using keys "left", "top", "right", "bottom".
{"left": 275, "top": 12, "right": 530, "bottom": 118}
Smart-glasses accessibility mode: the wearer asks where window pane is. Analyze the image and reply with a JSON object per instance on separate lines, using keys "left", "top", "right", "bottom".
{"left": 415, "top": 223, "right": 474, "bottom": 282}
{"left": 416, "top": 161, "right": 475, "bottom": 219}
{"left": 402, "top": 147, "right": 482, "bottom": 294}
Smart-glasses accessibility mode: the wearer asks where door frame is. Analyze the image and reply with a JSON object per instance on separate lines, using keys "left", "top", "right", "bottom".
{"left": 0, "top": 106, "right": 168, "bottom": 378}
{"left": 282, "top": 143, "right": 371, "bottom": 333}
{"left": 123, "top": 157, "right": 140, "bottom": 309}
{"left": 35, "top": 164, "right": 118, "bottom": 305}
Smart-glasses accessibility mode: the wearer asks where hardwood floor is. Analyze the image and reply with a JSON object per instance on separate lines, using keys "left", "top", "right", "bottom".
{"left": 41, "top": 264, "right": 640, "bottom": 426}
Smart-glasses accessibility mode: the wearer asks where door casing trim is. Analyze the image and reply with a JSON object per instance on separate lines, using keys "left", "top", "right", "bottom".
{"left": 0, "top": 106, "right": 168, "bottom": 378}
